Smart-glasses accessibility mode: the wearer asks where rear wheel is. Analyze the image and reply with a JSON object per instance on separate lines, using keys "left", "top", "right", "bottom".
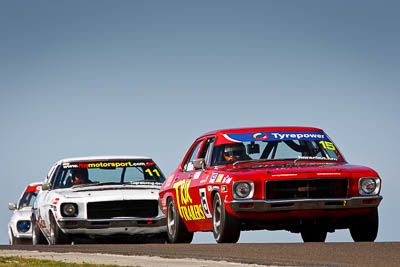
{"left": 49, "top": 214, "right": 70, "bottom": 245}
{"left": 212, "top": 192, "right": 240, "bottom": 243}
{"left": 301, "top": 228, "right": 327, "bottom": 242}
{"left": 32, "top": 217, "right": 47, "bottom": 245}
{"left": 350, "top": 208, "right": 378, "bottom": 242}
{"left": 166, "top": 198, "right": 193, "bottom": 243}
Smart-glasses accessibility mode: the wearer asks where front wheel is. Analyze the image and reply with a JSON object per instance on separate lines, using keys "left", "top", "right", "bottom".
{"left": 166, "top": 198, "right": 193, "bottom": 243}
{"left": 32, "top": 217, "right": 47, "bottom": 245}
{"left": 301, "top": 228, "right": 327, "bottom": 242}
{"left": 9, "top": 229, "right": 20, "bottom": 245}
{"left": 212, "top": 192, "right": 240, "bottom": 243}
{"left": 350, "top": 208, "right": 379, "bottom": 242}
{"left": 49, "top": 214, "right": 69, "bottom": 245}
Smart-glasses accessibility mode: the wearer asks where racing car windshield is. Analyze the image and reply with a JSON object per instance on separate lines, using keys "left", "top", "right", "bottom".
{"left": 211, "top": 131, "right": 345, "bottom": 166}
{"left": 53, "top": 160, "right": 165, "bottom": 189}
{"left": 18, "top": 187, "right": 39, "bottom": 208}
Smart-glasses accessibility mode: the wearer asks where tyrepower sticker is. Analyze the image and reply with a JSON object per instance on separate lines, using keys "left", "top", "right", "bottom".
{"left": 218, "top": 131, "right": 329, "bottom": 144}
{"left": 173, "top": 179, "right": 205, "bottom": 221}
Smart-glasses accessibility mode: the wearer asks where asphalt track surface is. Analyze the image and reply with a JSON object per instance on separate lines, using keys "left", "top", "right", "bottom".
{"left": 1, "top": 242, "right": 400, "bottom": 267}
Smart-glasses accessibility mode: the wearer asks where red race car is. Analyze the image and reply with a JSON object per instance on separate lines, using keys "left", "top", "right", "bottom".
{"left": 159, "top": 127, "right": 382, "bottom": 243}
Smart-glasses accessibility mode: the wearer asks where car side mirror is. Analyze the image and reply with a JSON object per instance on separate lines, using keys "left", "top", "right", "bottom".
{"left": 8, "top": 203, "right": 17, "bottom": 210}
{"left": 41, "top": 183, "right": 51, "bottom": 191}
{"left": 193, "top": 158, "right": 205, "bottom": 170}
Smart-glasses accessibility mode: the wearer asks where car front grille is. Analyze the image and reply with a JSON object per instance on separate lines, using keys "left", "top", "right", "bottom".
{"left": 265, "top": 178, "right": 348, "bottom": 200}
{"left": 87, "top": 200, "right": 159, "bottom": 219}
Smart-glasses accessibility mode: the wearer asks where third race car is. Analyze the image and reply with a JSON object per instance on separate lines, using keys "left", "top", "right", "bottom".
{"left": 8, "top": 182, "right": 41, "bottom": 245}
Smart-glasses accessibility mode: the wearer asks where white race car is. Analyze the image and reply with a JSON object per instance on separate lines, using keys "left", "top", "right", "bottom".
{"left": 8, "top": 182, "right": 42, "bottom": 245}
{"left": 32, "top": 156, "right": 167, "bottom": 245}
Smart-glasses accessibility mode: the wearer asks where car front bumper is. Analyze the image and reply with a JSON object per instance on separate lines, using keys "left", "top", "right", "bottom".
{"left": 13, "top": 233, "right": 32, "bottom": 239}
{"left": 58, "top": 216, "right": 167, "bottom": 236}
{"left": 229, "top": 196, "right": 382, "bottom": 213}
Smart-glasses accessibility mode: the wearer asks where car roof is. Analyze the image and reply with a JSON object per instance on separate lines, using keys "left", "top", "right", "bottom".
{"left": 56, "top": 155, "right": 152, "bottom": 164}
{"left": 199, "top": 126, "right": 324, "bottom": 138}
{"left": 27, "top": 181, "right": 42, "bottom": 187}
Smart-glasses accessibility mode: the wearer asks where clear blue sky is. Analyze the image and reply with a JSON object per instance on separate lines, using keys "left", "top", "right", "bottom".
{"left": 1, "top": 0, "right": 399, "bottom": 244}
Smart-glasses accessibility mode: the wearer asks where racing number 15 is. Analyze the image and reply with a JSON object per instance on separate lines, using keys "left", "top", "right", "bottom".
{"left": 319, "top": 141, "right": 336, "bottom": 150}
{"left": 145, "top": 168, "right": 160, "bottom": 177}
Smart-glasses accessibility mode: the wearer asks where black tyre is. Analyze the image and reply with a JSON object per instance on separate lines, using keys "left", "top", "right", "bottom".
{"left": 350, "top": 208, "right": 379, "bottom": 242}
{"left": 212, "top": 192, "right": 240, "bottom": 243}
{"left": 9, "top": 229, "right": 20, "bottom": 245}
{"left": 49, "top": 213, "right": 70, "bottom": 245}
{"left": 166, "top": 198, "right": 193, "bottom": 243}
{"left": 32, "top": 218, "right": 47, "bottom": 245}
{"left": 301, "top": 228, "right": 327, "bottom": 242}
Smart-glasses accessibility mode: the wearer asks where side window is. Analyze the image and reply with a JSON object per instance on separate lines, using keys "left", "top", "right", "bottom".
{"left": 183, "top": 140, "right": 204, "bottom": 172}
{"left": 199, "top": 137, "right": 215, "bottom": 168}
{"left": 48, "top": 164, "right": 60, "bottom": 187}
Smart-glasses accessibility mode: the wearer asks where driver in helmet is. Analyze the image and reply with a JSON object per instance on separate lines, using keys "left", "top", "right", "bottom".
{"left": 223, "top": 143, "right": 251, "bottom": 163}
{"left": 71, "top": 168, "right": 91, "bottom": 185}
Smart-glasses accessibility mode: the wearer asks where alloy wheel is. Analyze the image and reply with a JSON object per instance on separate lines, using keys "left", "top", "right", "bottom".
{"left": 167, "top": 201, "right": 176, "bottom": 237}
{"left": 213, "top": 196, "right": 222, "bottom": 236}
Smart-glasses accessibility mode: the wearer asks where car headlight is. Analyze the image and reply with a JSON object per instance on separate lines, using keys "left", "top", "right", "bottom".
{"left": 17, "top": 220, "right": 31, "bottom": 233}
{"left": 61, "top": 203, "right": 78, "bottom": 217}
{"left": 359, "top": 177, "right": 380, "bottom": 195}
{"left": 233, "top": 181, "right": 254, "bottom": 199}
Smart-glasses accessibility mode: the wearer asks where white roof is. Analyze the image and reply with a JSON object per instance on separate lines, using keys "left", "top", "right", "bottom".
{"left": 28, "top": 181, "right": 42, "bottom": 186}
{"left": 56, "top": 155, "right": 151, "bottom": 164}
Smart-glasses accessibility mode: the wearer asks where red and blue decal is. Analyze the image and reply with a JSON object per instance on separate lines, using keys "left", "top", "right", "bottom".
{"left": 253, "top": 132, "right": 269, "bottom": 140}
{"left": 25, "top": 185, "right": 40, "bottom": 193}
{"left": 219, "top": 131, "right": 329, "bottom": 144}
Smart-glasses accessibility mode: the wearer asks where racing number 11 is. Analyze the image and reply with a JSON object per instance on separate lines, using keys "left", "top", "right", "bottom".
{"left": 145, "top": 168, "right": 160, "bottom": 177}
{"left": 319, "top": 141, "right": 336, "bottom": 150}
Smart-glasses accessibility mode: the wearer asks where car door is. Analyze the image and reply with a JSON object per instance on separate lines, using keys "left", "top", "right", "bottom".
{"left": 175, "top": 136, "right": 216, "bottom": 231}
{"left": 35, "top": 163, "right": 59, "bottom": 236}
{"left": 189, "top": 137, "right": 216, "bottom": 230}
{"left": 173, "top": 138, "right": 205, "bottom": 228}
